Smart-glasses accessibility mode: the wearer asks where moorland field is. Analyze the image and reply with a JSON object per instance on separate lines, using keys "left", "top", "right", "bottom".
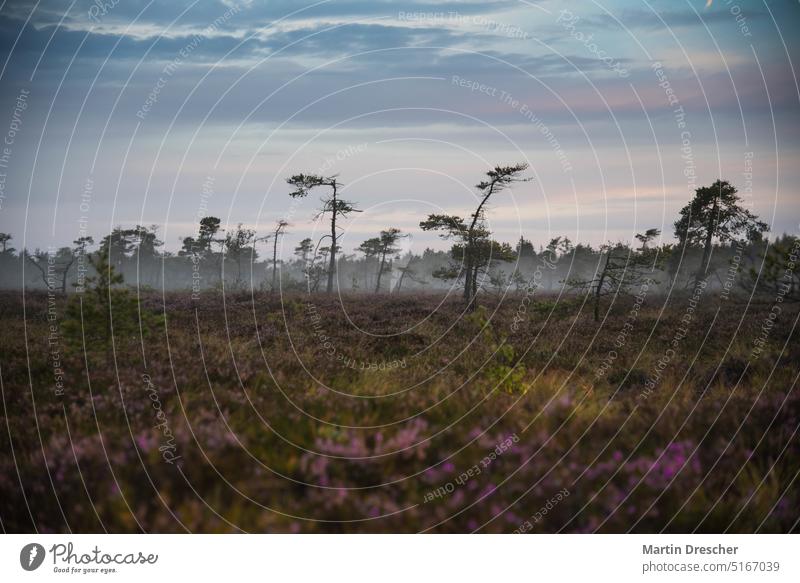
{"left": 1, "top": 289, "right": 797, "bottom": 533}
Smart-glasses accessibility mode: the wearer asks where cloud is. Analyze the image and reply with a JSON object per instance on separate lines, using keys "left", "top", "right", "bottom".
{"left": 1, "top": 0, "right": 797, "bottom": 251}
{"left": 580, "top": 7, "right": 766, "bottom": 31}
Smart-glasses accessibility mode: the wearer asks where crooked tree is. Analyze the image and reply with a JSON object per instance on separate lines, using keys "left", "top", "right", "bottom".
{"left": 567, "top": 230, "right": 662, "bottom": 322}
{"left": 267, "top": 219, "right": 290, "bottom": 292}
{"left": 287, "top": 173, "right": 360, "bottom": 293}
{"left": 394, "top": 255, "right": 427, "bottom": 292}
{"left": 421, "top": 163, "right": 529, "bottom": 303}
{"left": 25, "top": 236, "right": 94, "bottom": 293}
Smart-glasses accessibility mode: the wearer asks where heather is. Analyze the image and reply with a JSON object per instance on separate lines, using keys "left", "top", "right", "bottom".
{"left": 1, "top": 290, "right": 797, "bottom": 533}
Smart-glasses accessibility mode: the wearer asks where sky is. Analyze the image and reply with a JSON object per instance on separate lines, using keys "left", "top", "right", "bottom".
{"left": 0, "top": 0, "right": 798, "bottom": 258}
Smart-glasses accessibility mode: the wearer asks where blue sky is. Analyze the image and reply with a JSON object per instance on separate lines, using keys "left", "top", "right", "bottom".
{"left": 0, "top": 0, "right": 798, "bottom": 256}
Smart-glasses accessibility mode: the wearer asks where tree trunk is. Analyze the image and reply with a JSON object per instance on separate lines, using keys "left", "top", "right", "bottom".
{"left": 272, "top": 235, "right": 278, "bottom": 292}
{"left": 218, "top": 242, "right": 226, "bottom": 285}
{"left": 463, "top": 184, "right": 496, "bottom": 305}
{"left": 594, "top": 253, "right": 609, "bottom": 322}
{"left": 29, "top": 257, "right": 48, "bottom": 289}
{"left": 395, "top": 268, "right": 407, "bottom": 293}
{"left": 375, "top": 252, "right": 387, "bottom": 293}
{"left": 61, "top": 259, "right": 74, "bottom": 293}
{"left": 463, "top": 232, "right": 475, "bottom": 302}
{"left": 394, "top": 257, "right": 414, "bottom": 293}
{"left": 593, "top": 277, "right": 603, "bottom": 322}
{"left": 696, "top": 193, "right": 719, "bottom": 284}
{"left": 463, "top": 260, "right": 473, "bottom": 301}
{"left": 327, "top": 184, "right": 337, "bottom": 294}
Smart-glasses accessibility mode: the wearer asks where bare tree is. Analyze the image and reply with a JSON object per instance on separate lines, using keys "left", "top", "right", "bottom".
{"left": 267, "top": 219, "right": 290, "bottom": 292}
{"left": 25, "top": 236, "right": 94, "bottom": 293}
{"left": 394, "top": 254, "right": 427, "bottom": 292}
{"left": 568, "top": 230, "right": 661, "bottom": 322}
{"left": 25, "top": 249, "right": 56, "bottom": 291}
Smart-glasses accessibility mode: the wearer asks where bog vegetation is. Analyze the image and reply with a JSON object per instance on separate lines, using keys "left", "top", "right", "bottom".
{"left": 0, "top": 171, "right": 798, "bottom": 533}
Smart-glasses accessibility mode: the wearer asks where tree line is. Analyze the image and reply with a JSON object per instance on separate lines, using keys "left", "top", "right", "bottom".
{"left": 1, "top": 165, "right": 796, "bottom": 317}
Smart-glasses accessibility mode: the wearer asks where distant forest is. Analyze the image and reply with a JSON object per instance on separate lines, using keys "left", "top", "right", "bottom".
{"left": 1, "top": 170, "right": 797, "bottom": 312}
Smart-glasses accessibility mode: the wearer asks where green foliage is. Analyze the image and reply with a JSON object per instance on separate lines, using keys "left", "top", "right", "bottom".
{"left": 294, "top": 237, "right": 314, "bottom": 262}
{"left": 357, "top": 237, "right": 381, "bottom": 258}
{"left": 419, "top": 214, "right": 467, "bottom": 238}
{"left": 674, "top": 180, "right": 767, "bottom": 246}
{"left": 181, "top": 216, "right": 221, "bottom": 258}
{"left": 484, "top": 341, "right": 527, "bottom": 395}
{"left": 0, "top": 232, "right": 13, "bottom": 254}
{"left": 749, "top": 234, "right": 799, "bottom": 299}
{"left": 62, "top": 246, "right": 162, "bottom": 356}
{"left": 420, "top": 163, "right": 529, "bottom": 303}
{"left": 467, "top": 306, "right": 527, "bottom": 395}
{"left": 286, "top": 173, "right": 360, "bottom": 293}
{"left": 674, "top": 180, "right": 768, "bottom": 283}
